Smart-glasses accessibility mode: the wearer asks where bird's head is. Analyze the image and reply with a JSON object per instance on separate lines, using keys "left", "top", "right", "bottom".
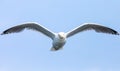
{"left": 58, "top": 32, "right": 66, "bottom": 39}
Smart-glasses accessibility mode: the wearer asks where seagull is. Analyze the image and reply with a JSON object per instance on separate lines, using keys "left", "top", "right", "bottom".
{"left": 1, "top": 22, "right": 119, "bottom": 51}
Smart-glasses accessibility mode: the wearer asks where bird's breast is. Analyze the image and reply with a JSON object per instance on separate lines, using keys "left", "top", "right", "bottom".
{"left": 54, "top": 35, "right": 66, "bottom": 43}
{"left": 53, "top": 35, "right": 66, "bottom": 46}
{"left": 51, "top": 34, "right": 66, "bottom": 51}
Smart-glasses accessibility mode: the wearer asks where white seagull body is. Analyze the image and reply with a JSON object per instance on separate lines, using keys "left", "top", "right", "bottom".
{"left": 1, "top": 22, "right": 119, "bottom": 51}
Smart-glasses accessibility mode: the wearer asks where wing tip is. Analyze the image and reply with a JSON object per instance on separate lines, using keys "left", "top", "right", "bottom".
{"left": 111, "top": 29, "right": 119, "bottom": 35}
{"left": 1, "top": 31, "right": 7, "bottom": 35}
{"left": 1, "top": 29, "right": 12, "bottom": 35}
{"left": 115, "top": 32, "right": 119, "bottom": 35}
{"left": 108, "top": 31, "right": 119, "bottom": 35}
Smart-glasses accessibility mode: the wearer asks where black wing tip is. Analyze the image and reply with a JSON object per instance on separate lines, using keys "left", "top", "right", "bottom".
{"left": 1, "top": 29, "right": 10, "bottom": 35}
{"left": 111, "top": 31, "right": 119, "bottom": 35}
{"left": 112, "top": 29, "right": 119, "bottom": 35}
{"left": 1, "top": 31, "right": 7, "bottom": 35}
{"left": 115, "top": 32, "right": 119, "bottom": 35}
{"left": 108, "top": 27, "right": 119, "bottom": 35}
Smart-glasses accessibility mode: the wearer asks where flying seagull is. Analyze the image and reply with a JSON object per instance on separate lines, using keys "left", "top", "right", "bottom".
{"left": 1, "top": 22, "right": 119, "bottom": 51}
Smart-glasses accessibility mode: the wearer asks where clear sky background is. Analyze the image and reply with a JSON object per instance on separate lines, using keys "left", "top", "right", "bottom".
{"left": 0, "top": 0, "right": 120, "bottom": 71}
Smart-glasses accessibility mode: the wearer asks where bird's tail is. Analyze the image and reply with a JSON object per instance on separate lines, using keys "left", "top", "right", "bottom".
{"left": 50, "top": 47, "right": 56, "bottom": 51}
{"left": 50, "top": 47, "right": 63, "bottom": 51}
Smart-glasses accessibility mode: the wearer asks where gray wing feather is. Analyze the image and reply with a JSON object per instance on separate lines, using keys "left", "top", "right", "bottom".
{"left": 1, "top": 22, "right": 55, "bottom": 39}
{"left": 66, "top": 23, "right": 119, "bottom": 38}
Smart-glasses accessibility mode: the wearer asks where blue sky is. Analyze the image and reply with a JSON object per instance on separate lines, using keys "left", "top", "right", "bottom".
{"left": 0, "top": 0, "right": 120, "bottom": 71}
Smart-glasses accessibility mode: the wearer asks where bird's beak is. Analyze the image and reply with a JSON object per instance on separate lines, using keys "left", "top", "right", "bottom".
{"left": 58, "top": 34, "right": 65, "bottom": 39}
{"left": 60, "top": 36, "right": 64, "bottom": 39}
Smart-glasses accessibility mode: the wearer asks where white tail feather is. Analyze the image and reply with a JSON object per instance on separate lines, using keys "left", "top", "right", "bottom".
{"left": 50, "top": 47, "right": 56, "bottom": 51}
{"left": 50, "top": 47, "right": 63, "bottom": 51}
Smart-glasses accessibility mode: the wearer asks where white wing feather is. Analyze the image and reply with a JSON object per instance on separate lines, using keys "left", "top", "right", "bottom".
{"left": 1, "top": 22, "right": 55, "bottom": 39}
{"left": 66, "top": 23, "right": 119, "bottom": 38}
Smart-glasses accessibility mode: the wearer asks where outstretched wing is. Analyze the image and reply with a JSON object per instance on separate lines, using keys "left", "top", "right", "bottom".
{"left": 66, "top": 23, "right": 119, "bottom": 38}
{"left": 1, "top": 22, "right": 55, "bottom": 39}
